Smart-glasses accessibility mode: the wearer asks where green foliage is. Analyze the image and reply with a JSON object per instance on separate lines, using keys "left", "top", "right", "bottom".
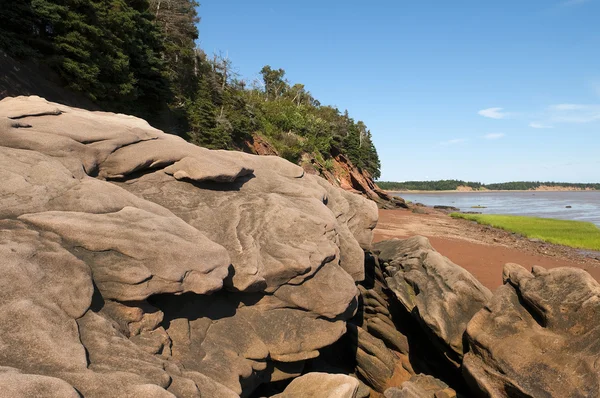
{"left": 0, "top": 0, "right": 38, "bottom": 57}
{"left": 230, "top": 67, "right": 381, "bottom": 175}
{"left": 1, "top": 0, "right": 171, "bottom": 118}
{"left": 0, "top": 1, "right": 382, "bottom": 179}
{"left": 378, "top": 180, "right": 483, "bottom": 191}
{"left": 148, "top": 0, "right": 199, "bottom": 103}
{"left": 451, "top": 213, "right": 600, "bottom": 250}
{"left": 377, "top": 180, "right": 600, "bottom": 191}
{"left": 184, "top": 51, "right": 254, "bottom": 149}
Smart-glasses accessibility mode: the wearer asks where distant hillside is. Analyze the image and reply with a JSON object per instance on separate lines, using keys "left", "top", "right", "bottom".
{"left": 378, "top": 180, "right": 600, "bottom": 191}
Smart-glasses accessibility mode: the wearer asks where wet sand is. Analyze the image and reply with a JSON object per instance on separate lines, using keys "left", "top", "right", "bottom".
{"left": 374, "top": 209, "right": 600, "bottom": 291}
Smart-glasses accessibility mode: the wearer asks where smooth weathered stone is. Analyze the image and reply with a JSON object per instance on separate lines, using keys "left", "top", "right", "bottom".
{"left": 384, "top": 374, "right": 456, "bottom": 398}
{"left": 19, "top": 207, "right": 231, "bottom": 300}
{"left": 274, "top": 372, "right": 360, "bottom": 398}
{"left": 0, "top": 372, "right": 80, "bottom": 398}
{"left": 463, "top": 263, "right": 600, "bottom": 398}
{"left": 0, "top": 96, "right": 378, "bottom": 396}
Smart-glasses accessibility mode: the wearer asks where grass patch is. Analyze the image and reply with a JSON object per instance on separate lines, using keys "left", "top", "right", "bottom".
{"left": 451, "top": 213, "right": 600, "bottom": 251}
{"left": 471, "top": 205, "right": 487, "bottom": 209}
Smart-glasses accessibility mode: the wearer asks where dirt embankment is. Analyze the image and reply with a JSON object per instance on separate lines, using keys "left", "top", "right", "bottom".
{"left": 374, "top": 208, "right": 600, "bottom": 290}
{"left": 534, "top": 185, "right": 596, "bottom": 191}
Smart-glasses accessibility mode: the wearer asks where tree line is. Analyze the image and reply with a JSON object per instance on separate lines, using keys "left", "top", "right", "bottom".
{"left": 0, "top": 0, "right": 381, "bottom": 179}
{"left": 377, "top": 180, "right": 600, "bottom": 191}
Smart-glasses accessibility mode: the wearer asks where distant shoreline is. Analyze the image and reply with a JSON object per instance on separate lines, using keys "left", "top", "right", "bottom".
{"left": 387, "top": 188, "right": 598, "bottom": 194}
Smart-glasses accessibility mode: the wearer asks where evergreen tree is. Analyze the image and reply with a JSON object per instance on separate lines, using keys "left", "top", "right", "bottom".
{"left": 0, "top": 3, "right": 382, "bottom": 180}
{"left": 0, "top": 0, "right": 37, "bottom": 57}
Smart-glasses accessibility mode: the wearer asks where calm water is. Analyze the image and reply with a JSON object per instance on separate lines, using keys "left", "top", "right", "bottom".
{"left": 392, "top": 191, "right": 600, "bottom": 227}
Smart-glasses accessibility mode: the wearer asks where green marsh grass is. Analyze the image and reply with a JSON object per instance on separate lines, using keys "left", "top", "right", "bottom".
{"left": 450, "top": 213, "right": 600, "bottom": 251}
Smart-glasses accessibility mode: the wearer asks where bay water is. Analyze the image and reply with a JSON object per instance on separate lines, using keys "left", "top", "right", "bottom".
{"left": 391, "top": 191, "right": 600, "bottom": 227}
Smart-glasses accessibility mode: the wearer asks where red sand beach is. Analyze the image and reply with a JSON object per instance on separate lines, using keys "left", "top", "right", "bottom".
{"left": 374, "top": 209, "right": 600, "bottom": 291}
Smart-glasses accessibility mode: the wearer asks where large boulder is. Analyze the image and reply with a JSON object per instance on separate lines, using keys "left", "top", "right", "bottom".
{"left": 374, "top": 237, "right": 492, "bottom": 365}
{"left": 273, "top": 372, "right": 360, "bottom": 398}
{"left": 384, "top": 375, "right": 456, "bottom": 398}
{"left": 463, "top": 263, "right": 600, "bottom": 398}
{"left": 0, "top": 96, "right": 378, "bottom": 397}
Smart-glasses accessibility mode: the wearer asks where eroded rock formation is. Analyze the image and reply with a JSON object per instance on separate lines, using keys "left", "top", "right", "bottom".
{"left": 2, "top": 96, "right": 598, "bottom": 398}
{"left": 463, "top": 263, "right": 600, "bottom": 398}
{"left": 0, "top": 96, "right": 377, "bottom": 397}
{"left": 384, "top": 375, "right": 456, "bottom": 398}
{"left": 375, "top": 237, "right": 492, "bottom": 366}
{"left": 273, "top": 373, "right": 360, "bottom": 398}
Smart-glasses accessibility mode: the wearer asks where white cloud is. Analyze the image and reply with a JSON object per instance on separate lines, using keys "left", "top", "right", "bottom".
{"left": 529, "top": 122, "right": 554, "bottom": 129}
{"left": 440, "top": 138, "right": 467, "bottom": 146}
{"left": 478, "top": 107, "right": 509, "bottom": 119}
{"left": 550, "top": 104, "right": 588, "bottom": 111}
{"left": 483, "top": 133, "right": 505, "bottom": 140}
{"left": 548, "top": 104, "right": 600, "bottom": 123}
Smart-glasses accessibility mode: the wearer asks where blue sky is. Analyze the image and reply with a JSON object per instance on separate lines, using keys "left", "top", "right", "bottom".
{"left": 198, "top": 0, "right": 600, "bottom": 183}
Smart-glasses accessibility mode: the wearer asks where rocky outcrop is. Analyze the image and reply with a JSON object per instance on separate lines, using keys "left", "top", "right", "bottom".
{"left": 370, "top": 238, "right": 599, "bottom": 398}
{"left": 0, "top": 96, "right": 378, "bottom": 397}
{"left": 244, "top": 133, "right": 279, "bottom": 157}
{"left": 374, "top": 237, "right": 492, "bottom": 365}
{"left": 274, "top": 373, "right": 360, "bottom": 398}
{"left": 384, "top": 375, "right": 457, "bottom": 398}
{"left": 319, "top": 151, "right": 407, "bottom": 209}
{"left": 2, "top": 96, "right": 598, "bottom": 398}
{"left": 463, "top": 263, "right": 600, "bottom": 398}
{"left": 315, "top": 248, "right": 460, "bottom": 397}
{"left": 244, "top": 132, "right": 406, "bottom": 209}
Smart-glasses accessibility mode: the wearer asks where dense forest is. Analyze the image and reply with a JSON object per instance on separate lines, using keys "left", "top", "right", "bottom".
{"left": 378, "top": 180, "right": 600, "bottom": 191}
{"left": 0, "top": 0, "right": 381, "bottom": 178}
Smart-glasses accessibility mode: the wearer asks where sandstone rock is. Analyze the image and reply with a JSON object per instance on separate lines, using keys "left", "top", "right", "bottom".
{"left": 0, "top": 372, "right": 80, "bottom": 398}
{"left": 432, "top": 206, "right": 459, "bottom": 212}
{"left": 375, "top": 237, "right": 492, "bottom": 364}
{"left": 19, "top": 207, "right": 231, "bottom": 301}
{"left": 463, "top": 263, "right": 600, "bottom": 398}
{"left": 319, "top": 151, "right": 407, "bottom": 209}
{"left": 274, "top": 372, "right": 360, "bottom": 398}
{"left": 0, "top": 96, "right": 378, "bottom": 397}
{"left": 384, "top": 374, "right": 456, "bottom": 398}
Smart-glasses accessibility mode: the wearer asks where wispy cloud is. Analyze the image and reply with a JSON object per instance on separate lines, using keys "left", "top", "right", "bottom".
{"left": 478, "top": 107, "right": 509, "bottom": 119}
{"left": 529, "top": 122, "right": 554, "bottom": 129}
{"left": 550, "top": 104, "right": 589, "bottom": 111}
{"left": 561, "top": 0, "right": 591, "bottom": 6}
{"left": 440, "top": 138, "right": 467, "bottom": 146}
{"left": 548, "top": 104, "right": 600, "bottom": 123}
{"left": 483, "top": 133, "right": 505, "bottom": 140}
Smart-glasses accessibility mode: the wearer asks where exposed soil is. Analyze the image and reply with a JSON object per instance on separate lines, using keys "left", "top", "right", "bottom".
{"left": 374, "top": 208, "right": 600, "bottom": 291}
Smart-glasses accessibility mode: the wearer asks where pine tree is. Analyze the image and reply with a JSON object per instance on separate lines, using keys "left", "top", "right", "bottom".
{"left": 0, "top": 0, "right": 37, "bottom": 56}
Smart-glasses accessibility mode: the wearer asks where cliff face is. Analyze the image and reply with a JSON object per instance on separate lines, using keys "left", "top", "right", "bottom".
{"left": 245, "top": 133, "right": 407, "bottom": 209}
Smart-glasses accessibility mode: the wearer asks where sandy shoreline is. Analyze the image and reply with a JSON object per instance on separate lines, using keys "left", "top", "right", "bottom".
{"left": 374, "top": 208, "right": 600, "bottom": 291}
